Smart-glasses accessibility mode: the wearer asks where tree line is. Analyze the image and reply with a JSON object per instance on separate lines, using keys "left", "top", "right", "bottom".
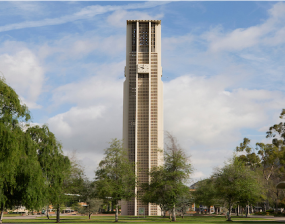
{"left": 0, "top": 77, "right": 194, "bottom": 223}
{"left": 192, "top": 109, "right": 285, "bottom": 221}
{"left": 4, "top": 75, "right": 285, "bottom": 223}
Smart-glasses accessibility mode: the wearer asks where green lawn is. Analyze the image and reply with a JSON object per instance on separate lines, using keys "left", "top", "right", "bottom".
{"left": 1, "top": 215, "right": 279, "bottom": 224}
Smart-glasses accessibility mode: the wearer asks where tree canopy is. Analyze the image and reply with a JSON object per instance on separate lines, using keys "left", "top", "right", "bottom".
{"left": 141, "top": 133, "right": 192, "bottom": 221}
{"left": 95, "top": 139, "right": 136, "bottom": 222}
{"left": 0, "top": 77, "right": 70, "bottom": 223}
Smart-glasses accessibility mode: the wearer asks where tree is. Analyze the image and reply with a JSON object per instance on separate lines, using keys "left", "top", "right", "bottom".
{"left": 141, "top": 133, "right": 192, "bottom": 221}
{"left": 163, "top": 133, "right": 193, "bottom": 221}
{"left": 75, "top": 198, "right": 103, "bottom": 219}
{"left": 27, "top": 125, "right": 71, "bottom": 223}
{"left": 0, "top": 77, "right": 71, "bottom": 223}
{"left": 176, "top": 189, "right": 193, "bottom": 218}
{"left": 213, "top": 157, "right": 263, "bottom": 221}
{"left": 140, "top": 166, "right": 171, "bottom": 217}
{"left": 0, "top": 77, "right": 46, "bottom": 223}
{"left": 192, "top": 178, "right": 217, "bottom": 214}
{"left": 95, "top": 139, "right": 136, "bottom": 222}
{"left": 266, "top": 109, "right": 285, "bottom": 143}
{"left": 76, "top": 179, "right": 103, "bottom": 219}
{"left": 236, "top": 136, "right": 285, "bottom": 211}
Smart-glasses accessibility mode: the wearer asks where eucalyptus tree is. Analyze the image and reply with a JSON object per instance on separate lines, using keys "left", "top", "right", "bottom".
{"left": 95, "top": 139, "right": 136, "bottom": 222}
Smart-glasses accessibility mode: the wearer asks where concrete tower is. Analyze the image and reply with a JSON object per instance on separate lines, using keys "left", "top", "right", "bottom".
{"left": 122, "top": 20, "right": 163, "bottom": 216}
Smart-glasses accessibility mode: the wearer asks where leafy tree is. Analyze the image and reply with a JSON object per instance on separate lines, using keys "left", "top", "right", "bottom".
{"left": 140, "top": 166, "right": 170, "bottom": 217}
{"left": 176, "top": 189, "right": 193, "bottom": 218}
{"left": 266, "top": 109, "right": 285, "bottom": 143}
{"left": 0, "top": 77, "right": 46, "bottom": 223}
{"left": 213, "top": 157, "right": 263, "bottom": 221}
{"left": 64, "top": 152, "right": 86, "bottom": 195}
{"left": 192, "top": 178, "right": 217, "bottom": 214}
{"left": 77, "top": 179, "right": 103, "bottom": 219}
{"left": 236, "top": 138, "right": 261, "bottom": 170}
{"left": 0, "top": 77, "right": 72, "bottom": 223}
{"left": 74, "top": 198, "right": 103, "bottom": 219}
{"left": 27, "top": 125, "right": 71, "bottom": 223}
{"left": 163, "top": 133, "right": 193, "bottom": 221}
{"left": 141, "top": 133, "right": 192, "bottom": 221}
{"left": 236, "top": 117, "right": 285, "bottom": 211}
{"left": 95, "top": 139, "right": 136, "bottom": 222}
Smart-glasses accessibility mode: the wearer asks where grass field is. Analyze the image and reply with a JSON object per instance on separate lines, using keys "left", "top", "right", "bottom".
{"left": 2, "top": 215, "right": 279, "bottom": 224}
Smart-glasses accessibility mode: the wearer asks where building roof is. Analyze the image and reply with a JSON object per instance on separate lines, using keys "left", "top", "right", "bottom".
{"left": 127, "top": 20, "right": 161, "bottom": 25}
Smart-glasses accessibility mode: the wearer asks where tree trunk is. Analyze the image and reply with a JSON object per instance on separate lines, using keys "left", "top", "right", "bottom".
{"left": 227, "top": 202, "right": 232, "bottom": 221}
{"left": 172, "top": 205, "right": 176, "bottom": 222}
{"left": 237, "top": 204, "right": 239, "bottom": 216}
{"left": 46, "top": 205, "right": 50, "bottom": 220}
{"left": 56, "top": 204, "right": 60, "bottom": 223}
{"left": 246, "top": 202, "right": 249, "bottom": 218}
{"left": 88, "top": 204, "right": 91, "bottom": 220}
{"left": 115, "top": 204, "right": 118, "bottom": 222}
{"left": 0, "top": 204, "right": 4, "bottom": 224}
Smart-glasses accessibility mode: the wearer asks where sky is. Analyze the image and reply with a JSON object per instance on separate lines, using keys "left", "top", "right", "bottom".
{"left": 1, "top": 1, "right": 285, "bottom": 181}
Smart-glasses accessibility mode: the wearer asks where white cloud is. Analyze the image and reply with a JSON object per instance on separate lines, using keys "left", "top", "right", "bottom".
{"left": 204, "top": 2, "right": 285, "bottom": 52}
{"left": 0, "top": 2, "right": 168, "bottom": 33}
{"left": 164, "top": 75, "right": 285, "bottom": 148}
{"left": 45, "top": 61, "right": 125, "bottom": 178}
{"left": 0, "top": 43, "right": 44, "bottom": 109}
{"left": 51, "top": 61, "right": 124, "bottom": 107}
{"left": 37, "top": 33, "right": 126, "bottom": 61}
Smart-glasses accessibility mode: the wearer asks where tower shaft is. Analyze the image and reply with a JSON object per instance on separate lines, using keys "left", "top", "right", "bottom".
{"left": 122, "top": 20, "right": 163, "bottom": 216}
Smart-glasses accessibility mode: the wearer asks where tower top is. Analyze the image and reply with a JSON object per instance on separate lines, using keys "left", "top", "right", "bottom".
{"left": 126, "top": 20, "right": 161, "bottom": 25}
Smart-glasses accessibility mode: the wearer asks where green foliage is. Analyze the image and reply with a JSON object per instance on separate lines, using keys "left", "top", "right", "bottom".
{"left": 213, "top": 157, "right": 263, "bottom": 221}
{"left": 0, "top": 77, "right": 71, "bottom": 223}
{"left": 176, "top": 190, "right": 194, "bottom": 217}
{"left": 192, "top": 178, "right": 218, "bottom": 211}
{"left": 235, "top": 109, "right": 285, "bottom": 210}
{"left": 95, "top": 139, "right": 136, "bottom": 222}
{"left": 266, "top": 109, "right": 285, "bottom": 143}
{"left": 27, "top": 125, "right": 71, "bottom": 206}
{"left": 0, "top": 77, "right": 45, "bottom": 211}
{"left": 141, "top": 133, "right": 192, "bottom": 221}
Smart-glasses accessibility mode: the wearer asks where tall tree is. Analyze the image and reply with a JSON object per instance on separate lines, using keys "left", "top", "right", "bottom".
{"left": 213, "top": 157, "right": 263, "bottom": 221}
{"left": 163, "top": 133, "right": 193, "bottom": 221}
{"left": 27, "top": 125, "right": 71, "bottom": 223}
{"left": 141, "top": 133, "right": 192, "bottom": 221}
{"left": 0, "top": 77, "right": 71, "bottom": 223}
{"left": 95, "top": 139, "right": 136, "bottom": 222}
{"left": 140, "top": 166, "right": 171, "bottom": 217}
{"left": 0, "top": 77, "right": 46, "bottom": 223}
{"left": 266, "top": 109, "right": 285, "bottom": 143}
